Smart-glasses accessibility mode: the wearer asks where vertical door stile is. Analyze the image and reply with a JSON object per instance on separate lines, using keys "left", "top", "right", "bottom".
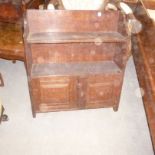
{"left": 77, "top": 77, "right": 87, "bottom": 109}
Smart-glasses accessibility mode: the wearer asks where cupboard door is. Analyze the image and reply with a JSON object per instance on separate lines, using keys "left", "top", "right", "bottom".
{"left": 85, "top": 74, "right": 122, "bottom": 108}
{"left": 31, "top": 76, "right": 78, "bottom": 112}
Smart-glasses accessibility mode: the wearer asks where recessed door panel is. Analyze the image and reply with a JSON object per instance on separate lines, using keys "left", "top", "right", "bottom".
{"left": 31, "top": 76, "right": 78, "bottom": 112}
{"left": 87, "top": 83, "right": 113, "bottom": 104}
{"left": 85, "top": 75, "right": 121, "bottom": 108}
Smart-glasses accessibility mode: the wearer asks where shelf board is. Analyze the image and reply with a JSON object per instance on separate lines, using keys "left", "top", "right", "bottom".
{"left": 31, "top": 61, "right": 122, "bottom": 77}
{"left": 27, "top": 31, "right": 127, "bottom": 44}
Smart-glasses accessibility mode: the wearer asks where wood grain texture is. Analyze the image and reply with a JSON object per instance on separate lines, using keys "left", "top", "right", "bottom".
{"left": 131, "top": 2, "right": 155, "bottom": 151}
{"left": 0, "top": 3, "right": 21, "bottom": 23}
{"left": 24, "top": 10, "right": 130, "bottom": 116}
{"left": 0, "top": 22, "right": 24, "bottom": 61}
{"left": 124, "top": 0, "right": 155, "bottom": 9}
{"left": 141, "top": 0, "right": 155, "bottom": 9}
{"left": 26, "top": 10, "right": 120, "bottom": 34}
{"left": 0, "top": 0, "right": 42, "bottom": 62}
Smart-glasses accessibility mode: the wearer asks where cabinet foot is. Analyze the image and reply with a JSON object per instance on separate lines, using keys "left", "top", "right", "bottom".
{"left": 32, "top": 111, "right": 36, "bottom": 118}
{"left": 12, "top": 60, "right": 16, "bottom": 63}
{"left": 113, "top": 106, "right": 118, "bottom": 112}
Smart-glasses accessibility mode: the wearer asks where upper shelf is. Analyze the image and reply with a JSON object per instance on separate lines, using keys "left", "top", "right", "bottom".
{"left": 25, "top": 10, "right": 129, "bottom": 43}
{"left": 27, "top": 31, "right": 127, "bottom": 43}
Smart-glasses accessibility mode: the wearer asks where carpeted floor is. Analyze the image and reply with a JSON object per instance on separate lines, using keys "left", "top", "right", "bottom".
{"left": 0, "top": 57, "right": 154, "bottom": 155}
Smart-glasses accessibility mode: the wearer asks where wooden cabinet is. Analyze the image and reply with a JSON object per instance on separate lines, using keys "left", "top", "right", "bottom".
{"left": 24, "top": 10, "right": 130, "bottom": 117}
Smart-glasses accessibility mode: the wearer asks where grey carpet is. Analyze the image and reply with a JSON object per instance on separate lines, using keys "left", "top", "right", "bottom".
{"left": 0, "top": 57, "right": 154, "bottom": 155}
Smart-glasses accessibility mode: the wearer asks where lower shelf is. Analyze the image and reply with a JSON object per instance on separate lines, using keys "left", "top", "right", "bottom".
{"left": 31, "top": 61, "right": 122, "bottom": 77}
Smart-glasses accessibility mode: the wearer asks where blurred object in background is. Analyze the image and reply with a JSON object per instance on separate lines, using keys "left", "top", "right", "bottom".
{"left": 147, "top": 9, "right": 155, "bottom": 22}
{"left": 122, "top": 0, "right": 139, "bottom": 3}
{"left": 0, "top": 99, "right": 8, "bottom": 124}
{"left": 0, "top": 73, "right": 4, "bottom": 87}
{"left": 59, "top": 0, "right": 107, "bottom": 10}
{"left": 0, "top": 0, "right": 43, "bottom": 62}
{"left": 0, "top": 2, "right": 21, "bottom": 23}
{"left": 0, "top": 0, "right": 43, "bottom": 23}
{"left": 139, "top": 0, "right": 155, "bottom": 23}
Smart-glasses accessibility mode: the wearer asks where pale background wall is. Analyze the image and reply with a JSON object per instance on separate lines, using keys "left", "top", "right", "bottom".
{"left": 61, "top": 0, "right": 105, "bottom": 10}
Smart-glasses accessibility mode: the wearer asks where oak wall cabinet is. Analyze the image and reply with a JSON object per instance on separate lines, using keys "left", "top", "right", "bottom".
{"left": 24, "top": 10, "right": 130, "bottom": 117}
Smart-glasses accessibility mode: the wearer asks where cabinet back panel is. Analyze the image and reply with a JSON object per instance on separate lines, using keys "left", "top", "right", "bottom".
{"left": 30, "top": 43, "right": 118, "bottom": 63}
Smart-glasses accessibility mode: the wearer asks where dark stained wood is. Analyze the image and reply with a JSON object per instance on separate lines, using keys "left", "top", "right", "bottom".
{"left": 0, "top": 22, "right": 24, "bottom": 61}
{"left": 24, "top": 10, "right": 130, "bottom": 116}
{"left": 26, "top": 10, "right": 120, "bottom": 34}
{"left": 131, "top": 2, "right": 155, "bottom": 151}
{"left": 22, "top": 0, "right": 42, "bottom": 10}
{"left": 0, "top": 3, "right": 21, "bottom": 23}
{"left": 31, "top": 76, "right": 78, "bottom": 112}
{"left": 0, "top": 1, "right": 42, "bottom": 62}
{"left": 30, "top": 43, "right": 116, "bottom": 64}
{"left": 124, "top": 0, "right": 155, "bottom": 9}
{"left": 142, "top": 0, "right": 155, "bottom": 9}
{"left": 85, "top": 74, "right": 123, "bottom": 109}
{"left": 26, "top": 9, "right": 129, "bottom": 42}
{"left": 0, "top": 2, "right": 24, "bottom": 61}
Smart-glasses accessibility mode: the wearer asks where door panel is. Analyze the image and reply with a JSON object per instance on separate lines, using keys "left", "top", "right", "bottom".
{"left": 40, "top": 80, "right": 69, "bottom": 104}
{"left": 85, "top": 74, "right": 122, "bottom": 108}
{"left": 87, "top": 83, "right": 113, "bottom": 104}
{"left": 31, "top": 76, "right": 78, "bottom": 112}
